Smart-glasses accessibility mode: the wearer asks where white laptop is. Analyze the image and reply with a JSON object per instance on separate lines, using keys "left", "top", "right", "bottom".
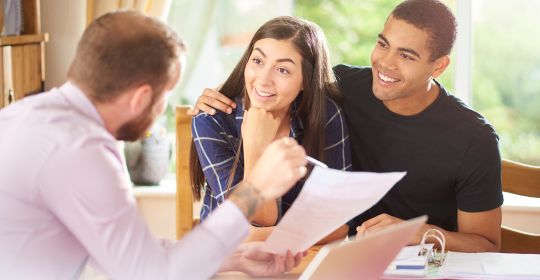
{"left": 299, "top": 216, "right": 428, "bottom": 280}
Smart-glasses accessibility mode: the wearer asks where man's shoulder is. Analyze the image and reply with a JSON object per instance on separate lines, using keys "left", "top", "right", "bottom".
{"left": 443, "top": 93, "right": 497, "bottom": 134}
{"left": 2, "top": 91, "right": 111, "bottom": 141}
{"left": 333, "top": 64, "right": 372, "bottom": 82}
{"left": 42, "top": 109, "right": 115, "bottom": 153}
{"left": 0, "top": 93, "right": 117, "bottom": 175}
{"left": 333, "top": 64, "right": 373, "bottom": 99}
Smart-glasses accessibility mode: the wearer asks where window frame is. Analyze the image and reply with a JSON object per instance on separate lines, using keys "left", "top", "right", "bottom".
{"left": 454, "top": 0, "right": 473, "bottom": 105}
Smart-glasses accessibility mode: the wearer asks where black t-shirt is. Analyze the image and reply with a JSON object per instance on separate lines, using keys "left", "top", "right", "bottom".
{"left": 334, "top": 64, "right": 503, "bottom": 234}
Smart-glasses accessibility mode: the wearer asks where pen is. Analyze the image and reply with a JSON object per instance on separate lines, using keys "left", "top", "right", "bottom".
{"left": 305, "top": 156, "right": 328, "bottom": 168}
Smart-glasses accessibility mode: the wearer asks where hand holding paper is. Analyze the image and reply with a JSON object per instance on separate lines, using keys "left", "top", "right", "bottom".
{"left": 263, "top": 167, "right": 406, "bottom": 254}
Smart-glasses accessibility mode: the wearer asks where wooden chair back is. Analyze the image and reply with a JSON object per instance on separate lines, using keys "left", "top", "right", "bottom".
{"left": 175, "top": 106, "right": 198, "bottom": 239}
{"left": 500, "top": 159, "right": 540, "bottom": 253}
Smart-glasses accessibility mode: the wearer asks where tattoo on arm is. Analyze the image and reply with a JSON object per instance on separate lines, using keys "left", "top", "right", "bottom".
{"left": 228, "top": 181, "right": 265, "bottom": 219}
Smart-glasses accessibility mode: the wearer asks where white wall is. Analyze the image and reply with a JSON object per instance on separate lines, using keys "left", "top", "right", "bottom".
{"left": 40, "top": 0, "right": 86, "bottom": 89}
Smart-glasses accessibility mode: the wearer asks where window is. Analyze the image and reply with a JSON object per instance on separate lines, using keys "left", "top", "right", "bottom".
{"left": 295, "top": 0, "right": 540, "bottom": 165}
{"left": 471, "top": 0, "right": 540, "bottom": 165}
{"left": 294, "top": 0, "right": 456, "bottom": 93}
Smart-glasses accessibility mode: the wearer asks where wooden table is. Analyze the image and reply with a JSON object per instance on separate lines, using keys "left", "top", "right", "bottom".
{"left": 214, "top": 246, "right": 321, "bottom": 279}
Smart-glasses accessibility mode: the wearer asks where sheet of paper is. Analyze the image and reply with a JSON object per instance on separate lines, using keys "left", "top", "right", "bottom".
{"left": 262, "top": 167, "right": 406, "bottom": 254}
{"left": 436, "top": 251, "right": 484, "bottom": 276}
{"left": 439, "top": 252, "right": 540, "bottom": 278}
{"left": 483, "top": 253, "right": 540, "bottom": 276}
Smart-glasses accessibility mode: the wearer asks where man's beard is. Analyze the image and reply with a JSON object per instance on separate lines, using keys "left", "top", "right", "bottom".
{"left": 116, "top": 104, "right": 157, "bottom": 141}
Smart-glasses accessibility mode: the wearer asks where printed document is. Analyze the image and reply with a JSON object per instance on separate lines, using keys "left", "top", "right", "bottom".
{"left": 263, "top": 167, "right": 406, "bottom": 254}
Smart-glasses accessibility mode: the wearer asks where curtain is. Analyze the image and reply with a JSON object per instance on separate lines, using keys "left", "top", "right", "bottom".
{"left": 87, "top": 0, "right": 173, "bottom": 23}
{"left": 166, "top": 0, "right": 219, "bottom": 105}
{"left": 166, "top": 0, "right": 293, "bottom": 105}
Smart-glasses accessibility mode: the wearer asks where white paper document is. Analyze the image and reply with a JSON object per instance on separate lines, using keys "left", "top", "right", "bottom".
{"left": 438, "top": 252, "right": 540, "bottom": 279}
{"left": 262, "top": 167, "right": 406, "bottom": 254}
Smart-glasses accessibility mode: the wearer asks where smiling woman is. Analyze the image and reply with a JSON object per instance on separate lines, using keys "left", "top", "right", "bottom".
{"left": 189, "top": 15, "right": 352, "bottom": 242}
{"left": 244, "top": 38, "right": 304, "bottom": 119}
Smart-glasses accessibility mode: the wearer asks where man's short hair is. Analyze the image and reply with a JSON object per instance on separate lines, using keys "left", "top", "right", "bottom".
{"left": 68, "top": 11, "right": 186, "bottom": 102}
{"left": 391, "top": 0, "right": 457, "bottom": 61}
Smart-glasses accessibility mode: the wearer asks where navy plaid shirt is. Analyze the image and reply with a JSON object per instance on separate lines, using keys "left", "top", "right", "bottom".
{"left": 192, "top": 95, "right": 352, "bottom": 221}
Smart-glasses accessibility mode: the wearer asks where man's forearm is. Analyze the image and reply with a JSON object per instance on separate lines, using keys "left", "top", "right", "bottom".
{"left": 245, "top": 226, "right": 273, "bottom": 242}
{"left": 444, "top": 229, "right": 500, "bottom": 252}
{"left": 228, "top": 180, "right": 265, "bottom": 219}
{"left": 244, "top": 153, "right": 279, "bottom": 226}
{"left": 427, "top": 208, "right": 501, "bottom": 252}
{"left": 418, "top": 224, "right": 500, "bottom": 252}
{"left": 218, "top": 246, "right": 243, "bottom": 273}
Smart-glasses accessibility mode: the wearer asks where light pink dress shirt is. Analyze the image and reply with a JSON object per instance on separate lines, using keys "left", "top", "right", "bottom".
{"left": 0, "top": 82, "right": 249, "bottom": 279}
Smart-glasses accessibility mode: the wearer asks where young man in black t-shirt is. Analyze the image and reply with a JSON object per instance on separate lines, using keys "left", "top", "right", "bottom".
{"left": 188, "top": 0, "right": 503, "bottom": 252}
{"left": 336, "top": 0, "right": 502, "bottom": 253}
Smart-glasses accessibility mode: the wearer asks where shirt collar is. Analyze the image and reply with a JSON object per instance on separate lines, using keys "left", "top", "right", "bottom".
{"left": 59, "top": 82, "right": 105, "bottom": 127}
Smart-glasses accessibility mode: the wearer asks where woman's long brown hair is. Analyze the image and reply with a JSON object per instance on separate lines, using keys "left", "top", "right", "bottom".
{"left": 190, "top": 16, "right": 341, "bottom": 201}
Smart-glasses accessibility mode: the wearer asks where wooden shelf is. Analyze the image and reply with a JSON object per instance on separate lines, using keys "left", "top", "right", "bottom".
{"left": 1, "top": 0, "right": 46, "bottom": 109}
{"left": 0, "top": 33, "right": 49, "bottom": 46}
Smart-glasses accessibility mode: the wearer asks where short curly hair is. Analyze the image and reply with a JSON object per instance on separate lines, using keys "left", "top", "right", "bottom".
{"left": 390, "top": 0, "right": 457, "bottom": 61}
